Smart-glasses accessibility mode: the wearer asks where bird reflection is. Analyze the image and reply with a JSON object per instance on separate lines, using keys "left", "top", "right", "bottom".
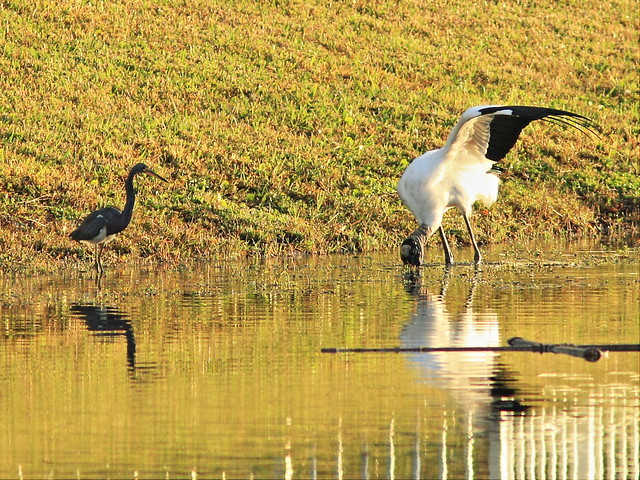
{"left": 70, "top": 304, "right": 136, "bottom": 372}
{"left": 400, "top": 269, "right": 502, "bottom": 417}
{"left": 398, "top": 270, "right": 528, "bottom": 479}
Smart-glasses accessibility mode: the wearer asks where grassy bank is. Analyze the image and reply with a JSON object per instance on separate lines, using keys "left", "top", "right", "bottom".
{"left": 0, "top": 0, "right": 637, "bottom": 272}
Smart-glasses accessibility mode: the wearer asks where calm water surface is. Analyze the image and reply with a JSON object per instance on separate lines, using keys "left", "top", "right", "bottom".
{"left": 0, "top": 243, "right": 638, "bottom": 479}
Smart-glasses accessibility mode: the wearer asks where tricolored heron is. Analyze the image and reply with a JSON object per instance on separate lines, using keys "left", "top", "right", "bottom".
{"left": 70, "top": 163, "right": 168, "bottom": 273}
{"left": 397, "top": 105, "right": 597, "bottom": 267}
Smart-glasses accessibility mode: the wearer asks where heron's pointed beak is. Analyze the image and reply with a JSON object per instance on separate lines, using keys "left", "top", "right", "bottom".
{"left": 145, "top": 169, "right": 168, "bottom": 183}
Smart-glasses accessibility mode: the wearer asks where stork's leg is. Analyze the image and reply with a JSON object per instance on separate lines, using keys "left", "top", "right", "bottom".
{"left": 462, "top": 213, "right": 482, "bottom": 264}
{"left": 439, "top": 266, "right": 451, "bottom": 297}
{"left": 438, "top": 226, "right": 454, "bottom": 265}
{"left": 465, "top": 268, "right": 481, "bottom": 309}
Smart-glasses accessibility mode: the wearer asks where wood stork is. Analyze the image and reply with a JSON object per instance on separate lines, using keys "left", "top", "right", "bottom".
{"left": 397, "top": 105, "right": 597, "bottom": 266}
{"left": 70, "top": 163, "right": 168, "bottom": 274}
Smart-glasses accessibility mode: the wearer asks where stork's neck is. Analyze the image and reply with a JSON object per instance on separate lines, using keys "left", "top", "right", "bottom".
{"left": 410, "top": 224, "right": 431, "bottom": 240}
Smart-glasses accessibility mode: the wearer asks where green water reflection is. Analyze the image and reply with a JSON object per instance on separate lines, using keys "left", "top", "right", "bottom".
{"left": 0, "top": 246, "right": 638, "bottom": 479}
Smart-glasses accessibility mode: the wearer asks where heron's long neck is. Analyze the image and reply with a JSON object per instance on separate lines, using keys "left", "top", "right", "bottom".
{"left": 122, "top": 171, "right": 137, "bottom": 219}
{"left": 109, "top": 172, "right": 137, "bottom": 235}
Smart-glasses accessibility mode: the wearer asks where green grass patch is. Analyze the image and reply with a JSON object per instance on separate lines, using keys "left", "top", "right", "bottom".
{"left": 0, "top": 0, "right": 637, "bottom": 271}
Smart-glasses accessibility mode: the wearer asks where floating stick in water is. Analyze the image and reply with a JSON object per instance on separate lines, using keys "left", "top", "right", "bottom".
{"left": 321, "top": 337, "right": 640, "bottom": 363}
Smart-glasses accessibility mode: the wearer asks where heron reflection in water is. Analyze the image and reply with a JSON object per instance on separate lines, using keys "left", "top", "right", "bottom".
{"left": 70, "top": 304, "right": 136, "bottom": 372}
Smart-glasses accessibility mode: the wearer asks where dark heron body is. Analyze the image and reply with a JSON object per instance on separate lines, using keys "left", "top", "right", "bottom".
{"left": 70, "top": 163, "right": 167, "bottom": 274}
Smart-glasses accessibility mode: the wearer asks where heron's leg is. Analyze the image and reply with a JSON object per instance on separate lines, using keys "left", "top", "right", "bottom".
{"left": 462, "top": 213, "right": 482, "bottom": 264}
{"left": 96, "top": 244, "right": 104, "bottom": 275}
{"left": 438, "top": 226, "right": 454, "bottom": 265}
{"left": 94, "top": 245, "right": 100, "bottom": 274}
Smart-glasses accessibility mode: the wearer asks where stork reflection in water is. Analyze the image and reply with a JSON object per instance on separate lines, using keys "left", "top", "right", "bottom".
{"left": 400, "top": 270, "right": 501, "bottom": 412}
{"left": 70, "top": 163, "right": 167, "bottom": 274}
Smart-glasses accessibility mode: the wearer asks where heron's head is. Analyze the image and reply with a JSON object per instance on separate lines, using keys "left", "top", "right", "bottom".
{"left": 131, "top": 163, "right": 168, "bottom": 183}
{"left": 400, "top": 236, "right": 423, "bottom": 267}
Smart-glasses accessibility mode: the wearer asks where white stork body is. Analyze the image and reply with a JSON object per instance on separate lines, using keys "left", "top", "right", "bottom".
{"left": 397, "top": 105, "right": 596, "bottom": 266}
{"left": 398, "top": 150, "right": 499, "bottom": 231}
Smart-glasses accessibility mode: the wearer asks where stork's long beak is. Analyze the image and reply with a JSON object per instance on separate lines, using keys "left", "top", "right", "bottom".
{"left": 145, "top": 168, "right": 168, "bottom": 183}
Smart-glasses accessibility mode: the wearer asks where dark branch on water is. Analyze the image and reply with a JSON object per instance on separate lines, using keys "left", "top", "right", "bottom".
{"left": 321, "top": 337, "right": 640, "bottom": 363}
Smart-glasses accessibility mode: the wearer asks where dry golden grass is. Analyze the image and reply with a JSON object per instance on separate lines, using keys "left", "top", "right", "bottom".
{"left": 0, "top": 0, "right": 637, "bottom": 271}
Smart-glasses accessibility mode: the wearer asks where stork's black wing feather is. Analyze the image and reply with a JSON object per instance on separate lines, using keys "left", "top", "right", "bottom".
{"left": 478, "top": 106, "right": 597, "bottom": 162}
